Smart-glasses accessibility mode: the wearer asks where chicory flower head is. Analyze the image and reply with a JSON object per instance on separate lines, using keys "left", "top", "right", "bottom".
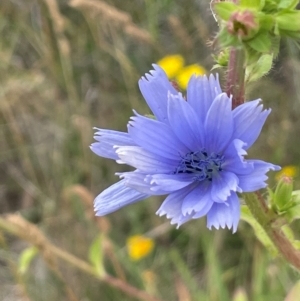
{"left": 91, "top": 65, "right": 280, "bottom": 232}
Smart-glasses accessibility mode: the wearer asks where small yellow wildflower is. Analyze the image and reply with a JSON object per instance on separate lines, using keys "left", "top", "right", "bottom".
{"left": 157, "top": 54, "right": 185, "bottom": 78}
{"left": 126, "top": 235, "right": 154, "bottom": 261}
{"left": 276, "top": 165, "right": 298, "bottom": 181}
{"left": 176, "top": 64, "right": 207, "bottom": 90}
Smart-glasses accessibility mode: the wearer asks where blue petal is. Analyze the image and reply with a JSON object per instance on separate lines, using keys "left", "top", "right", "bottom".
{"left": 146, "top": 173, "right": 195, "bottom": 193}
{"left": 138, "top": 64, "right": 178, "bottom": 123}
{"left": 156, "top": 185, "right": 196, "bottom": 227}
{"left": 187, "top": 74, "right": 222, "bottom": 125}
{"left": 117, "top": 171, "right": 162, "bottom": 195}
{"left": 239, "top": 160, "right": 281, "bottom": 192}
{"left": 117, "top": 170, "right": 175, "bottom": 195}
{"left": 172, "top": 212, "right": 195, "bottom": 228}
{"left": 181, "top": 183, "right": 213, "bottom": 215}
{"left": 116, "top": 146, "right": 177, "bottom": 173}
{"left": 204, "top": 93, "right": 234, "bottom": 153}
{"left": 222, "top": 139, "right": 254, "bottom": 175}
{"left": 91, "top": 129, "right": 135, "bottom": 160}
{"left": 192, "top": 198, "right": 215, "bottom": 219}
{"left": 167, "top": 93, "right": 205, "bottom": 150}
{"left": 94, "top": 180, "right": 149, "bottom": 216}
{"left": 128, "top": 112, "right": 188, "bottom": 160}
{"left": 211, "top": 171, "right": 240, "bottom": 202}
{"left": 232, "top": 100, "right": 271, "bottom": 150}
{"left": 119, "top": 171, "right": 193, "bottom": 195}
{"left": 207, "top": 192, "right": 240, "bottom": 232}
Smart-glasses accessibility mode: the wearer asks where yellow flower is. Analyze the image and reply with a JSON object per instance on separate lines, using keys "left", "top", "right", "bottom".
{"left": 176, "top": 64, "right": 207, "bottom": 90}
{"left": 157, "top": 54, "right": 185, "bottom": 78}
{"left": 126, "top": 235, "right": 154, "bottom": 261}
{"left": 276, "top": 165, "right": 298, "bottom": 181}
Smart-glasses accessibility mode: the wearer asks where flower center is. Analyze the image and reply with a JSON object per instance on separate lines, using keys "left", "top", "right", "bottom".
{"left": 175, "top": 150, "right": 224, "bottom": 182}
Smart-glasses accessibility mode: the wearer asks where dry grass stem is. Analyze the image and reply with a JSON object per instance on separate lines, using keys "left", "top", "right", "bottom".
{"left": 69, "top": 0, "right": 154, "bottom": 45}
{"left": 41, "top": 0, "right": 78, "bottom": 103}
{"left": 0, "top": 214, "right": 163, "bottom": 301}
{"left": 168, "top": 15, "right": 193, "bottom": 50}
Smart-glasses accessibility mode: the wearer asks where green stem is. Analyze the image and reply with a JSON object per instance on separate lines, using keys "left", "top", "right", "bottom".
{"left": 244, "top": 193, "right": 300, "bottom": 270}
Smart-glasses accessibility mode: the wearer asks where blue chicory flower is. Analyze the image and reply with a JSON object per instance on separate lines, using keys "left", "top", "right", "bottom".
{"left": 91, "top": 65, "right": 280, "bottom": 232}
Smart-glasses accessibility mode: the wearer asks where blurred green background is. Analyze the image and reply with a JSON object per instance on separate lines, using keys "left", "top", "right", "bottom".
{"left": 1, "top": 0, "right": 300, "bottom": 300}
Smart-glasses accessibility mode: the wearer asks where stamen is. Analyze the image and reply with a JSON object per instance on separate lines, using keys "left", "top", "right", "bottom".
{"left": 175, "top": 150, "right": 224, "bottom": 182}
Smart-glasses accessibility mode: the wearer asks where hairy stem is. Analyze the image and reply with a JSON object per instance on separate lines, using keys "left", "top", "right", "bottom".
{"left": 226, "top": 48, "right": 245, "bottom": 109}
{"left": 244, "top": 193, "right": 300, "bottom": 270}
{"left": 224, "top": 2, "right": 300, "bottom": 268}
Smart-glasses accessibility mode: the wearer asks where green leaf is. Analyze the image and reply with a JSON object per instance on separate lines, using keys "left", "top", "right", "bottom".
{"left": 240, "top": 0, "right": 262, "bottom": 9}
{"left": 240, "top": 205, "right": 278, "bottom": 256}
{"left": 292, "top": 190, "right": 300, "bottom": 203}
{"left": 245, "top": 47, "right": 262, "bottom": 65}
{"left": 18, "top": 246, "right": 38, "bottom": 274}
{"left": 214, "top": 2, "right": 238, "bottom": 21}
{"left": 245, "top": 53, "right": 273, "bottom": 82}
{"left": 278, "top": 0, "right": 299, "bottom": 9}
{"left": 88, "top": 235, "right": 106, "bottom": 277}
{"left": 217, "top": 27, "right": 241, "bottom": 48}
{"left": 247, "top": 31, "right": 272, "bottom": 53}
{"left": 280, "top": 190, "right": 300, "bottom": 221}
{"left": 258, "top": 13, "right": 275, "bottom": 31}
{"left": 285, "top": 204, "right": 300, "bottom": 222}
{"left": 276, "top": 11, "right": 300, "bottom": 32}
{"left": 263, "top": 0, "right": 279, "bottom": 12}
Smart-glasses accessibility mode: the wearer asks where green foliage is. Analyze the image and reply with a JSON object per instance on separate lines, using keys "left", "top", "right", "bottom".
{"left": 284, "top": 190, "right": 300, "bottom": 222}
{"left": 240, "top": 0, "right": 262, "bottom": 9}
{"left": 88, "top": 235, "right": 106, "bottom": 277}
{"left": 245, "top": 53, "right": 273, "bottom": 82}
{"left": 240, "top": 205, "right": 278, "bottom": 257}
{"left": 214, "top": 0, "right": 300, "bottom": 81}
{"left": 247, "top": 31, "right": 272, "bottom": 52}
{"left": 214, "top": 2, "right": 238, "bottom": 21}
{"left": 18, "top": 247, "right": 38, "bottom": 275}
{"left": 277, "top": 0, "right": 299, "bottom": 9}
{"left": 276, "top": 11, "right": 300, "bottom": 36}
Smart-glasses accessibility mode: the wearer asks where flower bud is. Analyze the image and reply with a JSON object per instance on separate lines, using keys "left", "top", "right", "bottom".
{"left": 273, "top": 176, "right": 293, "bottom": 212}
{"left": 227, "top": 10, "right": 259, "bottom": 40}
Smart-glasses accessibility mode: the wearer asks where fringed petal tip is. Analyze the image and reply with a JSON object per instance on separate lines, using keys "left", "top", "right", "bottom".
{"left": 158, "top": 204, "right": 238, "bottom": 233}
{"left": 156, "top": 208, "right": 194, "bottom": 229}
{"left": 188, "top": 72, "right": 219, "bottom": 82}
{"left": 139, "top": 64, "right": 167, "bottom": 82}
{"left": 206, "top": 193, "right": 240, "bottom": 233}
{"left": 272, "top": 164, "right": 281, "bottom": 171}
{"left": 207, "top": 222, "right": 238, "bottom": 233}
